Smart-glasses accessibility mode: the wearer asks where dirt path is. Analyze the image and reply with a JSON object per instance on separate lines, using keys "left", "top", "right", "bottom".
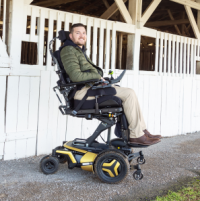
{"left": 0, "top": 132, "right": 200, "bottom": 201}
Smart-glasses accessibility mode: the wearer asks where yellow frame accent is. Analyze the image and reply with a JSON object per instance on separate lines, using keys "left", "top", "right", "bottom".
{"left": 56, "top": 150, "right": 77, "bottom": 163}
{"left": 80, "top": 152, "right": 97, "bottom": 163}
{"left": 64, "top": 142, "right": 87, "bottom": 154}
{"left": 103, "top": 160, "right": 116, "bottom": 167}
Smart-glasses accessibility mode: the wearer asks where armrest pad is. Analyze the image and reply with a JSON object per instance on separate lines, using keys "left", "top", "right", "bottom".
{"left": 60, "top": 79, "right": 100, "bottom": 87}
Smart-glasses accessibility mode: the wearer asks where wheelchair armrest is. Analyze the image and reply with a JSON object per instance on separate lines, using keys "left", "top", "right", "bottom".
{"left": 60, "top": 79, "right": 100, "bottom": 87}
{"left": 91, "top": 84, "right": 112, "bottom": 90}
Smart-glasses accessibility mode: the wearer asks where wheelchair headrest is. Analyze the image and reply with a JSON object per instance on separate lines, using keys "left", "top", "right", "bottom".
{"left": 58, "top": 30, "right": 70, "bottom": 42}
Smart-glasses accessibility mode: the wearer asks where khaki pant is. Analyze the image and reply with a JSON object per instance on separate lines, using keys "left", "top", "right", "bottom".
{"left": 74, "top": 85, "right": 146, "bottom": 138}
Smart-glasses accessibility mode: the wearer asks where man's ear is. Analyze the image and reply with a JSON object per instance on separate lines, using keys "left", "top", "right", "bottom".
{"left": 69, "top": 33, "right": 72, "bottom": 40}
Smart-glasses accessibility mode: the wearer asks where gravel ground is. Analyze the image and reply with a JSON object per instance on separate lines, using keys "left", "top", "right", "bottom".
{"left": 0, "top": 132, "right": 200, "bottom": 201}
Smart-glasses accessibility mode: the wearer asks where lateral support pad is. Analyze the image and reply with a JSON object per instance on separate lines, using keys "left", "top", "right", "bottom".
{"left": 86, "top": 118, "right": 115, "bottom": 146}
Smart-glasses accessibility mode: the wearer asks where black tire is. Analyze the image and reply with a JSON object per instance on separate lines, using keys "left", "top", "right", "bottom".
{"left": 40, "top": 156, "right": 59, "bottom": 174}
{"left": 137, "top": 157, "right": 145, "bottom": 165}
{"left": 56, "top": 155, "right": 68, "bottom": 164}
{"left": 133, "top": 171, "right": 143, "bottom": 180}
{"left": 94, "top": 151, "right": 129, "bottom": 184}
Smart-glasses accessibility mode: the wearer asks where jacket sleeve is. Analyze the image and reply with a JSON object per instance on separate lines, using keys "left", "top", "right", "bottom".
{"left": 60, "top": 47, "right": 101, "bottom": 82}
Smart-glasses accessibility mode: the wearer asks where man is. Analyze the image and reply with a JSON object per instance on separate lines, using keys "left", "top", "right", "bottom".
{"left": 60, "top": 23, "right": 161, "bottom": 146}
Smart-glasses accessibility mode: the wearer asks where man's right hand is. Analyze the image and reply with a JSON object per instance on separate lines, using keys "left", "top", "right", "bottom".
{"left": 101, "top": 77, "right": 108, "bottom": 86}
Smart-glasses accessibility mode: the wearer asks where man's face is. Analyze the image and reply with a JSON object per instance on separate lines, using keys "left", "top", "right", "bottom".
{"left": 69, "top": 26, "right": 87, "bottom": 48}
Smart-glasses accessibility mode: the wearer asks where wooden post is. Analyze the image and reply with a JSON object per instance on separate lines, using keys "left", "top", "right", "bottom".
{"left": 126, "top": 0, "right": 142, "bottom": 71}
{"left": 9, "top": 0, "right": 26, "bottom": 68}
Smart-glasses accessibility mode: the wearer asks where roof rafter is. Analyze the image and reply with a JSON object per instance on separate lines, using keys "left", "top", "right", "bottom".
{"left": 141, "top": 0, "right": 162, "bottom": 25}
{"left": 114, "top": 0, "right": 132, "bottom": 24}
{"left": 100, "top": 0, "right": 127, "bottom": 19}
{"left": 170, "top": 0, "right": 200, "bottom": 10}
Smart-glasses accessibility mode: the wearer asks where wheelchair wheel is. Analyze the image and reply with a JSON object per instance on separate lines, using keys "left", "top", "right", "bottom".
{"left": 40, "top": 156, "right": 59, "bottom": 174}
{"left": 94, "top": 151, "right": 129, "bottom": 184}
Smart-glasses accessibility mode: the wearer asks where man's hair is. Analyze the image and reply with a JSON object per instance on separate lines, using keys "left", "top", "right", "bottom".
{"left": 70, "top": 23, "right": 86, "bottom": 33}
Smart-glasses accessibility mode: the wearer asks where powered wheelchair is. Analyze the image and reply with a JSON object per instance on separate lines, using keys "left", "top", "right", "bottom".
{"left": 40, "top": 30, "right": 148, "bottom": 184}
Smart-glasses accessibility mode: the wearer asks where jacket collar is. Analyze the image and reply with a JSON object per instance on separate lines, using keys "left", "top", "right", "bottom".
{"left": 63, "top": 39, "right": 86, "bottom": 52}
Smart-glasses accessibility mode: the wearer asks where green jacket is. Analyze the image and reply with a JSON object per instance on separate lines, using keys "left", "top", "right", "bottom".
{"left": 60, "top": 43, "right": 103, "bottom": 84}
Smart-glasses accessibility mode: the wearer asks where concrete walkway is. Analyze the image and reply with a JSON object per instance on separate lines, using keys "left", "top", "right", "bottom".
{"left": 0, "top": 132, "right": 200, "bottom": 201}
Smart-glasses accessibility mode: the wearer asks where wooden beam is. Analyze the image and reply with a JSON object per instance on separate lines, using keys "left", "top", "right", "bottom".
{"left": 185, "top": 5, "right": 200, "bottom": 39}
{"left": 34, "top": 0, "right": 78, "bottom": 7}
{"left": 170, "top": 0, "right": 200, "bottom": 10}
{"left": 114, "top": 0, "right": 132, "bottom": 24}
{"left": 197, "top": 0, "right": 200, "bottom": 31}
{"left": 141, "top": 0, "right": 161, "bottom": 25}
{"left": 146, "top": 19, "right": 190, "bottom": 27}
{"left": 100, "top": 0, "right": 127, "bottom": 20}
{"left": 167, "top": 9, "right": 181, "bottom": 35}
{"left": 102, "top": 0, "right": 110, "bottom": 8}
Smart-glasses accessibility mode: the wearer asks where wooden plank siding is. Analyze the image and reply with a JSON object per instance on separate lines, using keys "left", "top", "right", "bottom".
{"left": 1, "top": 3, "right": 200, "bottom": 161}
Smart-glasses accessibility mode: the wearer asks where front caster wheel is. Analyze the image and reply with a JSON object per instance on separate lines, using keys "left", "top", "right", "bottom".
{"left": 40, "top": 156, "right": 59, "bottom": 174}
{"left": 137, "top": 157, "right": 145, "bottom": 165}
{"left": 133, "top": 170, "right": 143, "bottom": 180}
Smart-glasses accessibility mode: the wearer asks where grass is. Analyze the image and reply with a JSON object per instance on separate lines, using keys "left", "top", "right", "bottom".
{"left": 154, "top": 178, "right": 200, "bottom": 201}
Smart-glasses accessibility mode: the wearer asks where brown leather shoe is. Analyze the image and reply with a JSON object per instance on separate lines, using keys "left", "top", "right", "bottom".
{"left": 129, "top": 134, "right": 160, "bottom": 146}
{"left": 143, "top": 129, "right": 162, "bottom": 139}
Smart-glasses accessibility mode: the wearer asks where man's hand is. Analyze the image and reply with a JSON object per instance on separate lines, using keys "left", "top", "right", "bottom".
{"left": 101, "top": 77, "right": 108, "bottom": 86}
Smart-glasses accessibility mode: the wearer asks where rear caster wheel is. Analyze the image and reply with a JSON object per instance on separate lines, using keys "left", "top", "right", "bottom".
{"left": 133, "top": 170, "right": 143, "bottom": 180}
{"left": 40, "top": 156, "right": 59, "bottom": 174}
{"left": 94, "top": 151, "right": 129, "bottom": 184}
{"left": 137, "top": 157, "right": 145, "bottom": 165}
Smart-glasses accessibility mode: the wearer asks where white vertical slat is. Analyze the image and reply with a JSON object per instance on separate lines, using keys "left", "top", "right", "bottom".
{"left": 163, "top": 33, "right": 168, "bottom": 74}
{"left": 154, "top": 31, "right": 160, "bottom": 72}
{"left": 167, "top": 34, "right": 172, "bottom": 75}
{"left": 147, "top": 76, "right": 156, "bottom": 134}
{"left": 16, "top": 139, "right": 26, "bottom": 159}
{"left": 46, "top": 11, "right": 54, "bottom": 70}
{"left": 56, "top": 12, "right": 61, "bottom": 51}
{"left": 187, "top": 38, "right": 191, "bottom": 76}
{"left": 37, "top": 71, "right": 51, "bottom": 155}
{"left": 159, "top": 32, "right": 163, "bottom": 74}
{"left": 64, "top": 13, "right": 70, "bottom": 31}
{"left": 22, "top": 4, "right": 28, "bottom": 35}
{"left": 98, "top": 20, "right": 104, "bottom": 68}
{"left": 17, "top": 77, "right": 30, "bottom": 132}
{"left": 0, "top": 76, "right": 6, "bottom": 135}
{"left": 176, "top": 36, "right": 180, "bottom": 76}
{"left": 28, "top": 77, "right": 40, "bottom": 131}
{"left": 4, "top": 141, "right": 15, "bottom": 160}
{"left": 198, "top": 40, "right": 200, "bottom": 60}
{"left": 143, "top": 75, "right": 150, "bottom": 129}
{"left": 37, "top": 9, "right": 45, "bottom": 67}
{"left": 194, "top": 40, "right": 197, "bottom": 76}
{"left": 183, "top": 37, "right": 187, "bottom": 77}
{"left": 179, "top": 37, "right": 183, "bottom": 75}
{"left": 30, "top": 7, "right": 37, "bottom": 42}
{"left": 26, "top": 138, "right": 36, "bottom": 157}
{"left": 6, "top": 76, "right": 19, "bottom": 133}
{"left": 111, "top": 23, "right": 116, "bottom": 71}
{"left": 92, "top": 19, "right": 98, "bottom": 65}
{"left": 72, "top": 14, "right": 79, "bottom": 24}
{"left": 46, "top": 72, "right": 59, "bottom": 152}
{"left": 86, "top": 18, "right": 91, "bottom": 59}
{"left": 171, "top": 34, "right": 175, "bottom": 75}
{"left": 105, "top": 21, "right": 110, "bottom": 73}
{"left": 190, "top": 39, "right": 194, "bottom": 76}
{"left": 2, "top": 0, "right": 7, "bottom": 42}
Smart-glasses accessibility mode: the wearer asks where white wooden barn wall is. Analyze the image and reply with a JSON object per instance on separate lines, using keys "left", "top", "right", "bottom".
{"left": 0, "top": 3, "right": 200, "bottom": 160}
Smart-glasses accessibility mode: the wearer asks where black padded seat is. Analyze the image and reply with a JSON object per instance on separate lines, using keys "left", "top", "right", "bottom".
{"left": 74, "top": 95, "right": 122, "bottom": 110}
